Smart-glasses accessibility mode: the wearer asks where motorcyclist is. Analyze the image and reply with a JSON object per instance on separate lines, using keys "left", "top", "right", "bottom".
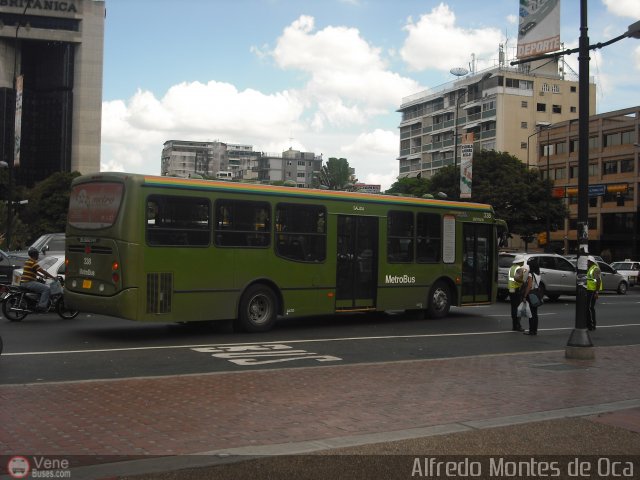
{"left": 20, "top": 247, "right": 55, "bottom": 311}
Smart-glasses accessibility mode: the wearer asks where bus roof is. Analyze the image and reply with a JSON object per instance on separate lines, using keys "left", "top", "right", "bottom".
{"left": 73, "top": 172, "right": 495, "bottom": 213}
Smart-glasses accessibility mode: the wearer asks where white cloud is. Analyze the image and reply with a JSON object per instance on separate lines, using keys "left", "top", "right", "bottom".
{"left": 602, "top": 0, "right": 640, "bottom": 19}
{"left": 270, "top": 15, "right": 422, "bottom": 126}
{"left": 400, "top": 3, "right": 503, "bottom": 72}
{"left": 100, "top": 15, "right": 420, "bottom": 186}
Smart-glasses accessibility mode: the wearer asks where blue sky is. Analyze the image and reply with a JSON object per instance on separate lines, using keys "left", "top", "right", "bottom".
{"left": 101, "top": 0, "right": 640, "bottom": 189}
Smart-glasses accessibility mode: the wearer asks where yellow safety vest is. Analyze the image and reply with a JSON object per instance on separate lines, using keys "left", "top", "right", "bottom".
{"left": 508, "top": 264, "right": 523, "bottom": 291}
{"left": 586, "top": 264, "right": 603, "bottom": 291}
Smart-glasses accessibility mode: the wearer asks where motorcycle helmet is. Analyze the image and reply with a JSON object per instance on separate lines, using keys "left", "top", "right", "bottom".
{"left": 28, "top": 247, "right": 39, "bottom": 259}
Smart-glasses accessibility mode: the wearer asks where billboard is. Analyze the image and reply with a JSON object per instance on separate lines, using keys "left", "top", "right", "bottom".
{"left": 517, "top": 0, "right": 561, "bottom": 59}
{"left": 14, "top": 74, "right": 23, "bottom": 167}
{"left": 459, "top": 133, "right": 474, "bottom": 199}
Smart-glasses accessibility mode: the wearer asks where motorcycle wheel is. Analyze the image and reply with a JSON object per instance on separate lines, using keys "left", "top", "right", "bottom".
{"left": 55, "top": 297, "right": 79, "bottom": 319}
{"left": 2, "top": 296, "right": 29, "bottom": 322}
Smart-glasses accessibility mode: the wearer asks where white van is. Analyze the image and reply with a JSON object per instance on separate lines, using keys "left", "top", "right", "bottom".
{"left": 215, "top": 171, "right": 233, "bottom": 180}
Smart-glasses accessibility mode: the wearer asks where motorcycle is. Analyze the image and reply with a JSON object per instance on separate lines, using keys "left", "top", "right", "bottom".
{"left": 0, "top": 277, "right": 79, "bottom": 321}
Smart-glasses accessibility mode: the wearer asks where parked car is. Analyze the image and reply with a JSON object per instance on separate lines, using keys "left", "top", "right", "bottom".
{"left": 498, "top": 252, "right": 577, "bottom": 301}
{"left": 563, "top": 254, "right": 604, "bottom": 264}
{"left": 610, "top": 260, "right": 640, "bottom": 286}
{"left": 12, "top": 232, "right": 65, "bottom": 259}
{"left": 499, "top": 253, "right": 629, "bottom": 300}
{"left": 11, "top": 254, "right": 66, "bottom": 285}
{"left": 597, "top": 261, "right": 628, "bottom": 294}
{"left": 0, "top": 250, "right": 26, "bottom": 284}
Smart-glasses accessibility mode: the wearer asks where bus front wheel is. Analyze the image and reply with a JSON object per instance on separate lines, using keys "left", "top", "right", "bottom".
{"left": 237, "top": 284, "right": 278, "bottom": 333}
{"left": 426, "top": 281, "right": 451, "bottom": 319}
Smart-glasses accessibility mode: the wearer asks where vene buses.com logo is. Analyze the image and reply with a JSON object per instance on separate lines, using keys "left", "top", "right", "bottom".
{"left": 7, "top": 456, "right": 30, "bottom": 479}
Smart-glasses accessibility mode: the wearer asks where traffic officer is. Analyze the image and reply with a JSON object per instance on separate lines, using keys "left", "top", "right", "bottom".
{"left": 508, "top": 255, "right": 526, "bottom": 331}
{"left": 586, "top": 256, "right": 603, "bottom": 331}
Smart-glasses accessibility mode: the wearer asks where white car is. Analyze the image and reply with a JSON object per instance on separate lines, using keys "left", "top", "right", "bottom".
{"left": 610, "top": 260, "right": 640, "bottom": 287}
{"left": 12, "top": 254, "right": 66, "bottom": 285}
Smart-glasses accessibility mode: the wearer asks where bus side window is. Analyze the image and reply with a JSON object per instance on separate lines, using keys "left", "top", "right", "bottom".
{"left": 416, "top": 213, "right": 441, "bottom": 263}
{"left": 388, "top": 211, "right": 414, "bottom": 263}
{"left": 275, "top": 204, "right": 326, "bottom": 262}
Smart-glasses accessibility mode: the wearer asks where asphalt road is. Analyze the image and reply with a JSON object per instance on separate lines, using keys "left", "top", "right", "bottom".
{"left": 1, "top": 288, "right": 639, "bottom": 384}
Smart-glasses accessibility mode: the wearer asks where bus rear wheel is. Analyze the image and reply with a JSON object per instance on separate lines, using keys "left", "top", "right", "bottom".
{"left": 426, "top": 281, "right": 451, "bottom": 319}
{"left": 237, "top": 284, "right": 278, "bottom": 333}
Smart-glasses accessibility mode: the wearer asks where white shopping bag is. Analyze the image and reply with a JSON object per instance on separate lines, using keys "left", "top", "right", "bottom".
{"left": 517, "top": 300, "right": 532, "bottom": 319}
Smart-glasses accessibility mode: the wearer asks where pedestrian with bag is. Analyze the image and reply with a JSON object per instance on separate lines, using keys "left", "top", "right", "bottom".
{"left": 586, "top": 256, "right": 603, "bottom": 331}
{"left": 522, "top": 257, "right": 542, "bottom": 336}
{"left": 508, "top": 255, "right": 526, "bottom": 331}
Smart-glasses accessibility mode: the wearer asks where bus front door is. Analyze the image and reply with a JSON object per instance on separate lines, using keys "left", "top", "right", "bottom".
{"left": 461, "top": 223, "right": 493, "bottom": 303}
{"left": 336, "top": 215, "right": 378, "bottom": 310}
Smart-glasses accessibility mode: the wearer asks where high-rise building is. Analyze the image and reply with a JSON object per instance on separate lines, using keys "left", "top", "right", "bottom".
{"left": 397, "top": 62, "right": 596, "bottom": 180}
{"left": 0, "top": 0, "right": 105, "bottom": 186}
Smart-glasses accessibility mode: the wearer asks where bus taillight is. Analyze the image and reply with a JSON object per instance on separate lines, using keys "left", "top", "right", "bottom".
{"left": 112, "top": 261, "right": 120, "bottom": 284}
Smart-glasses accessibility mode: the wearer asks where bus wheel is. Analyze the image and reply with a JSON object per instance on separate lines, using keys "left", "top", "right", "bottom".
{"left": 237, "top": 284, "right": 278, "bottom": 332}
{"left": 426, "top": 281, "right": 451, "bottom": 319}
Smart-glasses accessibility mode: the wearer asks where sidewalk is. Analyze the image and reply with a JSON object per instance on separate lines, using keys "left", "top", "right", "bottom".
{"left": 1, "top": 344, "right": 640, "bottom": 479}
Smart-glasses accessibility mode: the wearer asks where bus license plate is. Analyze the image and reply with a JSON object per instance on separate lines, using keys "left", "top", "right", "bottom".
{"left": 82, "top": 279, "right": 92, "bottom": 289}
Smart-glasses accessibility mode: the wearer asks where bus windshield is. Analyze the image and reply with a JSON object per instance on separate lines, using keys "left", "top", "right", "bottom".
{"left": 68, "top": 182, "right": 124, "bottom": 229}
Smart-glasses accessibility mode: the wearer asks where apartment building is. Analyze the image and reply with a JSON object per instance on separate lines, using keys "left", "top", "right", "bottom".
{"left": 258, "top": 148, "right": 322, "bottom": 188}
{"left": 536, "top": 106, "right": 640, "bottom": 260}
{"left": 161, "top": 140, "right": 228, "bottom": 178}
{"left": 161, "top": 141, "right": 322, "bottom": 188}
{"left": 397, "top": 64, "right": 596, "bottom": 179}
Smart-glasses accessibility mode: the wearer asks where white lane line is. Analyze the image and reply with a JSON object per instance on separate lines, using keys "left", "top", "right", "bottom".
{"left": 3, "top": 323, "right": 640, "bottom": 357}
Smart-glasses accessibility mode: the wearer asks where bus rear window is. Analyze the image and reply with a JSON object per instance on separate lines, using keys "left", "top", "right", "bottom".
{"left": 68, "top": 182, "right": 124, "bottom": 229}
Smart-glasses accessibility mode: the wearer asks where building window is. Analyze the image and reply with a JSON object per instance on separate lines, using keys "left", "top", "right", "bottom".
{"left": 621, "top": 159, "right": 634, "bottom": 173}
{"left": 570, "top": 86, "right": 577, "bottom": 92}
{"left": 621, "top": 130, "right": 636, "bottom": 145}
{"left": 552, "top": 84, "right": 560, "bottom": 93}
{"left": 604, "top": 133, "right": 622, "bottom": 147}
{"left": 552, "top": 104, "right": 562, "bottom": 114}
{"left": 521, "top": 122, "right": 528, "bottom": 129}
{"left": 520, "top": 142, "right": 527, "bottom": 149}
{"left": 555, "top": 142, "right": 567, "bottom": 154}
{"left": 588, "top": 136, "right": 599, "bottom": 149}
{"left": 569, "top": 139, "right": 578, "bottom": 152}
{"left": 603, "top": 161, "right": 618, "bottom": 175}
{"left": 542, "top": 83, "right": 550, "bottom": 92}
{"left": 570, "top": 106, "right": 577, "bottom": 113}
{"left": 588, "top": 164, "right": 598, "bottom": 176}
{"left": 554, "top": 167, "right": 566, "bottom": 180}
{"left": 537, "top": 103, "right": 546, "bottom": 112}
{"left": 521, "top": 101, "right": 528, "bottom": 108}
{"left": 569, "top": 165, "right": 578, "bottom": 178}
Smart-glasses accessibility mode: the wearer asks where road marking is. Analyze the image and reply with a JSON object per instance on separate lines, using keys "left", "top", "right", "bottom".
{"left": 3, "top": 323, "right": 640, "bottom": 357}
{"left": 192, "top": 344, "right": 342, "bottom": 365}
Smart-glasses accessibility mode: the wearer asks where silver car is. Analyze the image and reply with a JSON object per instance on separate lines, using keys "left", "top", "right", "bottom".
{"left": 499, "top": 253, "right": 628, "bottom": 300}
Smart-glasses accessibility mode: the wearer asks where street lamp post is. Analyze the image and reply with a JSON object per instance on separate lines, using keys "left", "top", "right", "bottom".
{"left": 512, "top": 6, "right": 640, "bottom": 360}
{"left": 545, "top": 126, "right": 551, "bottom": 253}
{"left": 4, "top": 4, "right": 29, "bottom": 250}
{"left": 452, "top": 89, "right": 465, "bottom": 199}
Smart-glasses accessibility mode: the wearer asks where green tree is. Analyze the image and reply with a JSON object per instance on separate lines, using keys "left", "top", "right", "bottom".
{"left": 316, "top": 157, "right": 354, "bottom": 190}
{"left": 18, "top": 171, "right": 81, "bottom": 245}
{"left": 385, "top": 176, "right": 432, "bottom": 197}
{"left": 428, "top": 150, "right": 567, "bottom": 237}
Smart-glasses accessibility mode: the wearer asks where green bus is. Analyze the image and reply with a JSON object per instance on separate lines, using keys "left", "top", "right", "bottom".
{"left": 65, "top": 173, "right": 506, "bottom": 332}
